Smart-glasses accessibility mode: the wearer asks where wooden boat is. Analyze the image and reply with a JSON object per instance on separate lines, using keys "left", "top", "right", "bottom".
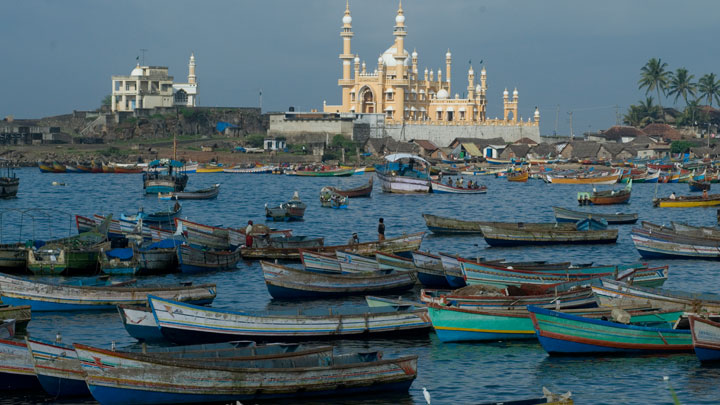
{"left": 75, "top": 341, "right": 418, "bottom": 404}
{"left": 300, "top": 249, "right": 341, "bottom": 273}
{"left": 592, "top": 278, "right": 720, "bottom": 313}
{"left": 479, "top": 222, "right": 618, "bottom": 247}
{"left": 507, "top": 170, "right": 529, "bottom": 182}
{"left": 412, "top": 251, "right": 452, "bottom": 288}
{"left": 143, "top": 159, "right": 188, "bottom": 194}
{"left": 475, "top": 389, "right": 573, "bottom": 405}
{"left": 123, "top": 202, "right": 181, "bottom": 225}
{"left": 240, "top": 232, "right": 424, "bottom": 260}
{"left": 374, "top": 153, "right": 431, "bottom": 193}
{"left": 99, "top": 245, "right": 141, "bottom": 275}
{"left": 176, "top": 244, "right": 241, "bottom": 273}
{"left": 631, "top": 227, "right": 720, "bottom": 260}
{"left": 438, "top": 252, "right": 467, "bottom": 288}
{"left": 422, "top": 213, "right": 488, "bottom": 234}
{"left": 0, "top": 338, "right": 41, "bottom": 390}
{"left": 102, "top": 163, "right": 116, "bottom": 173}
{"left": 689, "top": 316, "right": 720, "bottom": 363}
{"left": 118, "top": 304, "right": 165, "bottom": 342}
{"left": 52, "top": 161, "right": 67, "bottom": 173}
{"left": 0, "top": 319, "right": 15, "bottom": 339}
{"left": 326, "top": 177, "right": 373, "bottom": 198}
{"left": 176, "top": 218, "right": 292, "bottom": 250}
{"left": 588, "top": 181, "right": 632, "bottom": 205}
{"left": 0, "top": 162, "right": 19, "bottom": 198}
{"left": 290, "top": 167, "right": 355, "bottom": 177}
{"left": 265, "top": 191, "right": 307, "bottom": 221}
{"left": 223, "top": 165, "right": 274, "bottom": 174}
{"left": 149, "top": 295, "right": 430, "bottom": 344}
{"left": 113, "top": 164, "right": 144, "bottom": 174}
{"left": 528, "top": 305, "right": 692, "bottom": 354}
{"left": 374, "top": 251, "right": 417, "bottom": 273}
{"left": 420, "top": 287, "right": 599, "bottom": 310}
{"left": 689, "top": 180, "right": 711, "bottom": 192}
{"left": 335, "top": 250, "right": 378, "bottom": 273}
{"left": 0, "top": 243, "right": 28, "bottom": 270}
{"left": 26, "top": 227, "right": 107, "bottom": 275}
{"left": 0, "top": 305, "right": 31, "bottom": 333}
{"left": 485, "top": 157, "right": 513, "bottom": 165}
{"left": 196, "top": 163, "right": 224, "bottom": 173}
{"left": 0, "top": 273, "right": 216, "bottom": 311}
{"left": 431, "top": 181, "right": 488, "bottom": 194}
{"left": 320, "top": 187, "right": 348, "bottom": 208}
{"left": 431, "top": 304, "right": 682, "bottom": 343}
{"left": 552, "top": 206, "right": 638, "bottom": 224}
{"left": 653, "top": 193, "right": 720, "bottom": 207}
{"left": 546, "top": 170, "right": 621, "bottom": 184}
{"left": 38, "top": 161, "right": 57, "bottom": 173}
{"left": 159, "top": 183, "right": 220, "bottom": 200}
{"left": 261, "top": 261, "right": 417, "bottom": 299}
{"left": 135, "top": 240, "right": 180, "bottom": 272}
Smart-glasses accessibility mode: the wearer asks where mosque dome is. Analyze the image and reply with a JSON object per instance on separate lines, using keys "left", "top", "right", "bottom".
{"left": 468, "top": 67, "right": 474, "bottom": 75}
{"left": 475, "top": 84, "right": 482, "bottom": 92}
{"left": 130, "top": 64, "right": 143, "bottom": 76}
{"left": 436, "top": 89, "right": 449, "bottom": 99}
{"left": 513, "top": 89, "right": 519, "bottom": 97}
{"left": 446, "top": 51, "right": 452, "bottom": 59}
{"left": 354, "top": 56, "right": 360, "bottom": 63}
{"left": 503, "top": 89, "right": 509, "bottom": 97}
{"left": 396, "top": 14, "right": 405, "bottom": 24}
{"left": 343, "top": 15, "right": 352, "bottom": 24}
{"left": 412, "top": 50, "right": 418, "bottom": 58}
{"left": 380, "top": 46, "right": 410, "bottom": 67}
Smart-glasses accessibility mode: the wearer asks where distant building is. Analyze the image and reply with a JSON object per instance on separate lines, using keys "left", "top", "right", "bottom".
{"left": 264, "top": 137, "right": 286, "bottom": 151}
{"left": 111, "top": 53, "right": 198, "bottom": 112}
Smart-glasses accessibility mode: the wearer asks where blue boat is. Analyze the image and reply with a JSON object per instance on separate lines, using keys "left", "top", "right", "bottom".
{"left": 118, "top": 304, "right": 165, "bottom": 342}
{"left": 689, "top": 315, "right": 720, "bottom": 363}
{"left": 143, "top": 159, "right": 188, "bottom": 194}
{"left": 412, "top": 251, "right": 453, "bottom": 288}
{"left": 0, "top": 338, "right": 42, "bottom": 390}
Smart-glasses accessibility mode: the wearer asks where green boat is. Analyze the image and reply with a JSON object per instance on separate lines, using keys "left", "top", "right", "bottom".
{"left": 528, "top": 305, "right": 692, "bottom": 354}
{"left": 26, "top": 218, "right": 109, "bottom": 275}
{"left": 430, "top": 304, "right": 684, "bottom": 343}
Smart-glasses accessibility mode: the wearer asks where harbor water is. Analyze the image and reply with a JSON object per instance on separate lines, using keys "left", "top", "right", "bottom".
{"left": 2, "top": 168, "right": 720, "bottom": 404}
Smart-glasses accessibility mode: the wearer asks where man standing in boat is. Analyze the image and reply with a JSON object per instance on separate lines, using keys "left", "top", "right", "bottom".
{"left": 245, "top": 220, "right": 254, "bottom": 247}
{"left": 378, "top": 218, "right": 385, "bottom": 241}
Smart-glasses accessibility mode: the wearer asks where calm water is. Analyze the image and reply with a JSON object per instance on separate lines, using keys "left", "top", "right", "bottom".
{"left": 2, "top": 167, "right": 720, "bottom": 404}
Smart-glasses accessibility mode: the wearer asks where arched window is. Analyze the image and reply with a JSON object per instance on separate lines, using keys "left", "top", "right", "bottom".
{"left": 175, "top": 90, "right": 188, "bottom": 104}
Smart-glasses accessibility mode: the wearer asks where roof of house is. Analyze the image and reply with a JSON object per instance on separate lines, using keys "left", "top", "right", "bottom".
{"left": 364, "top": 137, "right": 387, "bottom": 152}
{"left": 514, "top": 137, "right": 539, "bottom": 146}
{"left": 411, "top": 139, "right": 439, "bottom": 152}
{"left": 600, "top": 126, "right": 646, "bottom": 142}
{"left": 461, "top": 143, "right": 482, "bottom": 156}
{"left": 642, "top": 123, "right": 683, "bottom": 140}
{"left": 528, "top": 142, "right": 556, "bottom": 157}
{"left": 691, "top": 147, "right": 715, "bottom": 157}
{"left": 568, "top": 141, "right": 601, "bottom": 158}
{"left": 503, "top": 144, "right": 530, "bottom": 158}
{"left": 449, "top": 137, "right": 506, "bottom": 148}
{"left": 630, "top": 135, "right": 659, "bottom": 145}
{"left": 601, "top": 143, "right": 636, "bottom": 158}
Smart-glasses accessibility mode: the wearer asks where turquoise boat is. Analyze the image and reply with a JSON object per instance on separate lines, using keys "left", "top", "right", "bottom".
{"left": 528, "top": 305, "right": 692, "bottom": 355}
{"left": 430, "top": 304, "right": 684, "bottom": 343}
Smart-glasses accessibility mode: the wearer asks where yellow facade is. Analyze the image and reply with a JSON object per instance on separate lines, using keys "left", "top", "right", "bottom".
{"left": 324, "top": 1, "right": 540, "bottom": 128}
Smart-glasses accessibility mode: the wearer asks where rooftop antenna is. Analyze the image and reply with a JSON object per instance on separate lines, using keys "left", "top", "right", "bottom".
{"left": 259, "top": 88, "right": 263, "bottom": 113}
{"left": 615, "top": 104, "right": 620, "bottom": 125}
{"left": 554, "top": 105, "right": 559, "bottom": 136}
{"left": 567, "top": 111, "right": 574, "bottom": 139}
{"left": 139, "top": 48, "right": 148, "bottom": 65}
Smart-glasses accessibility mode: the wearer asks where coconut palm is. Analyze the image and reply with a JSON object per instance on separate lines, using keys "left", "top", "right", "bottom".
{"left": 698, "top": 73, "right": 720, "bottom": 106}
{"left": 667, "top": 68, "right": 696, "bottom": 106}
{"left": 638, "top": 58, "right": 670, "bottom": 113}
{"left": 623, "top": 97, "right": 662, "bottom": 127}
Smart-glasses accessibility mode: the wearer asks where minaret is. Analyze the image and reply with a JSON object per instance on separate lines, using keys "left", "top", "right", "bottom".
{"left": 467, "top": 66, "right": 475, "bottom": 99}
{"left": 445, "top": 50, "right": 452, "bottom": 90}
{"left": 411, "top": 49, "right": 418, "bottom": 80}
{"left": 480, "top": 66, "right": 487, "bottom": 95}
{"left": 534, "top": 107, "right": 541, "bottom": 123}
{"left": 188, "top": 53, "right": 196, "bottom": 84}
{"left": 393, "top": 1, "right": 407, "bottom": 79}
{"left": 339, "top": 1, "right": 354, "bottom": 110}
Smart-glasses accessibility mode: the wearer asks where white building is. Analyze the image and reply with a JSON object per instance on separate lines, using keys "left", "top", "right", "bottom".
{"left": 111, "top": 53, "right": 198, "bottom": 112}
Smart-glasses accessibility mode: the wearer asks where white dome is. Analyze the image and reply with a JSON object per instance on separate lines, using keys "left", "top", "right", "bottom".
{"left": 343, "top": 15, "right": 352, "bottom": 24}
{"left": 396, "top": 14, "right": 405, "bottom": 24}
{"left": 130, "top": 64, "right": 143, "bottom": 76}
{"left": 475, "top": 84, "right": 482, "bottom": 92}
{"left": 468, "top": 67, "right": 474, "bottom": 75}
{"left": 354, "top": 56, "right": 360, "bottom": 63}
{"left": 534, "top": 108, "right": 540, "bottom": 117}
{"left": 436, "top": 89, "right": 449, "bottom": 99}
{"left": 481, "top": 67, "right": 487, "bottom": 75}
{"left": 446, "top": 51, "right": 452, "bottom": 59}
{"left": 380, "top": 46, "right": 410, "bottom": 67}
{"left": 503, "top": 89, "right": 509, "bottom": 96}
{"left": 513, "top": 89, "right": 519, "bottom": 96}
{"left": 378, "top": 56, "right": 383, "bottom": 64}
{"left": 412, "top": 50, "right": 418, "bottom": 58}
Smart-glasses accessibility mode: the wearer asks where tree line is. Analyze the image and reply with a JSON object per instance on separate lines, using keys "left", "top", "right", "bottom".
{"left": 624, "top": 58, "right": 720, "bottom": 128}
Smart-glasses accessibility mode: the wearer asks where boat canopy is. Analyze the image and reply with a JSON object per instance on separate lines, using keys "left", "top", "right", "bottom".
{"left": 148, "top": 159, "right": 185, "bottom": 168}
{"left": 384, "top": 153, "right": 430, "bottom": 165}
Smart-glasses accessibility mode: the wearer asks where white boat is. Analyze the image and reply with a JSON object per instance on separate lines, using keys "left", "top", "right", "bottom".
{"left": 431, "top": 181, "right": 487, "bottom": 194}
{"left": 374, "top": 154, "right": 431, "bottom": 193}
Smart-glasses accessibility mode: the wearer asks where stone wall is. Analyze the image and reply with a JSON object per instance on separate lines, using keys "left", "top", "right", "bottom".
{"left": 268, "top": 114, "right": 354, "bottom": 144}
{"left": 381, "top": 123, "right": 541, "bottom": 147}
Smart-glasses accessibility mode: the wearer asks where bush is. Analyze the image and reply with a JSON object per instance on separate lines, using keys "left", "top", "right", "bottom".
{"left": 670, "top": 140, "right": 698, "bottom": 154}
{"left": 245, "top": 134, "right": 264, "bottom": 148}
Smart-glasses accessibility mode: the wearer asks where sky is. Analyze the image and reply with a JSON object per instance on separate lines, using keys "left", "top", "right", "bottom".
{"left": 2, "top": 0, "right": 719, "bottom": 137}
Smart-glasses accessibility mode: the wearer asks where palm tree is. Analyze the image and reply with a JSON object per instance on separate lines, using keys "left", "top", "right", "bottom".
{"left": 668, "top": 68, "right": 696, "bottom": 106}
{"left": 623, "top": 97, "right": 662, "bottom": 127}
{"left": 638, "top": 58, "right": 670, "bottom": 115}
{"left": 698, "top": 73, "right": 720, "bottom": 106}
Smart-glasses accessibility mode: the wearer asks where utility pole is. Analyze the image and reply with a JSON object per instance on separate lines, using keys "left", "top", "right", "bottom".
{"left": 568, "top": 111, "right": 574, "bottom": 139}
{"left": 259, "top": 89, "right": 263, "bottom": 113}
{"left": 554, "top": 105, "right": 559, "bottom": 136}
{"left": 615, "top": 105, "right": 620, "bottom": 125}
{"left": 139, "top": 48, "right": 148, "bottom": 65}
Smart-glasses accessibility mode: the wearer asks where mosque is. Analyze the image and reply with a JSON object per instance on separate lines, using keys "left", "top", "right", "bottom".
{"left": 322, "top": 1, "right": 540, "bottom": 145}
{"left": 111, "top": 53, "right": 198, "bottom": 112}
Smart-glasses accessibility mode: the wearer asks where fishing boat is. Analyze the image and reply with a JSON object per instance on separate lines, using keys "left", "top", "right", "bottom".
{"left": 118, "top": 304, "right": 165, "bottom": 342}
{"left": 630, "top": 227, "right": 720, "bottom": 260}
{"left": 143, "top": 159, "right": 188, "bottom": 194}
{"left": 196, "top": 163, "right": 224, "bottom": 173}
{"left": 689, "top": 180, "right": 711, "bottom": 192}
{"left": 653, "top": 193, "right": 720, "bottom": 207}
{"left": 122, "top": 202, "right": 181, "bottom": 225}
{"left": 52, "top": 161, "right": 67, "bottom": 173}
{"left": 261, "top": 261, "right": 417, "bottom": 299}
{"left": 430, "top": 181, "right": 488, "bottom": 194}
{"left": 422, "top": 213, "right": 488, "bottom": 234}
{"left": 479, "top": 221, "right": 618, "bottom": 247}
{"left": 176, "top": 244, "right": 241, "bottom": 273}
{"left": 99, "top": 245, "right": 141, "bottom": 275}
{"left": 0, "top": 161, "right": 19, "bottom": 198}
{"left": 26, "top": 224, "right": 108, "bottom": 275}
{"left": 300, "top": 249, "right": 341, "bottom": 273}
{"left": 374, "top": 251, "right": 417, "bottom": 273}
{"left": 689, "top": 316, "right": 720, "bottom": 363}
{"left": 320, "top": 187, "right": 348, "bottom": 208}
{"left": 149, "top": 295, "right": 430, "bottom": 343}
{"left": 437, "top": 252, "right": 467, "bottom": 288}
{"left": 335, "top": 250, "right": 378, "bottom": 273}
{"left": 588, "top": 180, "right": 632, "bottom": 205}
{"left": 0, "top": 338, "right": 41, "bottom": 390}
{"left": 0, "top": 305, "right": 31, "bottom": 333}
{"left": 38, "top": 161, "right": 57, "bottom": 173}
{"left": 326, "top": 177, "right": 373, "bottom": 198}
{"left": 113, "top": 164, "right": 144, "bottom": 174}
{"left": 223, "top": 164, "right": 274, "bottom": 174}
{"left": 475, "top": 389, "right": 573, "bottom": 405}
{"left": 265, "top": 191, "right": 307, "bottom": 221}
{"left": 375, "top": 153, "right": 431, "bottom": 193}
{"left": 552, "top": 206, "right": 638, "bottom": 224}
{"left": 0, "top": 319, "right": 14, "bottom": 339}
{"left": 412, "top": 251, "right": 452, "bottom": 288}
{"left": 545, "top": 170, "right": 621, "bottom": 184}
{"left": 240, "top": 231, "right": 424, "bottom": 260}
{"left": 0, "top": 243, "right": 28, "bottom": 270}
{"left": 0, "top": 273, "right": 216, "bottom": 311}
{"left": 591, "top": 278, "right": 720, "bottom": 313}
{"left": 290, "top": 167, "right": 356, "bottom": 177}
{"left": 75, "top": 341, "right": 418, "bottom": 404}
{"left": 158, "top": 183, "right": 220, "bottom": 200}
{"left": 528, "top": 305, "right": 692, "bottom": 354}
{"left": 420, "top": 286, "right": 599, "bottom": 310}
{"left": 507, "top": 170, "right": 529, "bottom": 182}
{"left": 485, "top": 157, "right": 513, "bottom": 165}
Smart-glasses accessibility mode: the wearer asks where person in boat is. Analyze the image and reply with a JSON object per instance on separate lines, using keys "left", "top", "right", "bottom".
{"left": 245, "top": 220, "right": 254, "bottom": 247}
{"left": 703, "top": 189, "right": 709, "bottom": 199}
{"left": 669, "top": 192, "right": 676, "bottom": 200}
{"left": 378, "top": 218, "right": 385, "bottom": 241}
{"left": 446, "top": 177, "right": 452, "bottom": 186}
{"left": 467, "top": 180, "right": 473, "bottom": 188}
{"left": 348, "top": 232, "right": 360, "bottom": 245}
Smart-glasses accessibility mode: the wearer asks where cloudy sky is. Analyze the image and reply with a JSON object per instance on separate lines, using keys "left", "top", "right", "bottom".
{"left": 2, "top": 0, "right": 718, "bottom": 136}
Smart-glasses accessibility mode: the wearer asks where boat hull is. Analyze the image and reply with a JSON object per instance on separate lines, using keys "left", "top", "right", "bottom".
{"left": 375, "top": 171, "right": 430, "bottom": 194}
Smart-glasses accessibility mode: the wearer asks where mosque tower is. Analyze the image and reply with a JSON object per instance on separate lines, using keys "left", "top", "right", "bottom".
{"left": 339, "top": 0, "right": 354, "bottom": 109}
{"left": 188, "top": 53, "right": 196, "bottom": 84}
{"left": 393, "top": 1, "right": 407, "bottom": 80}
